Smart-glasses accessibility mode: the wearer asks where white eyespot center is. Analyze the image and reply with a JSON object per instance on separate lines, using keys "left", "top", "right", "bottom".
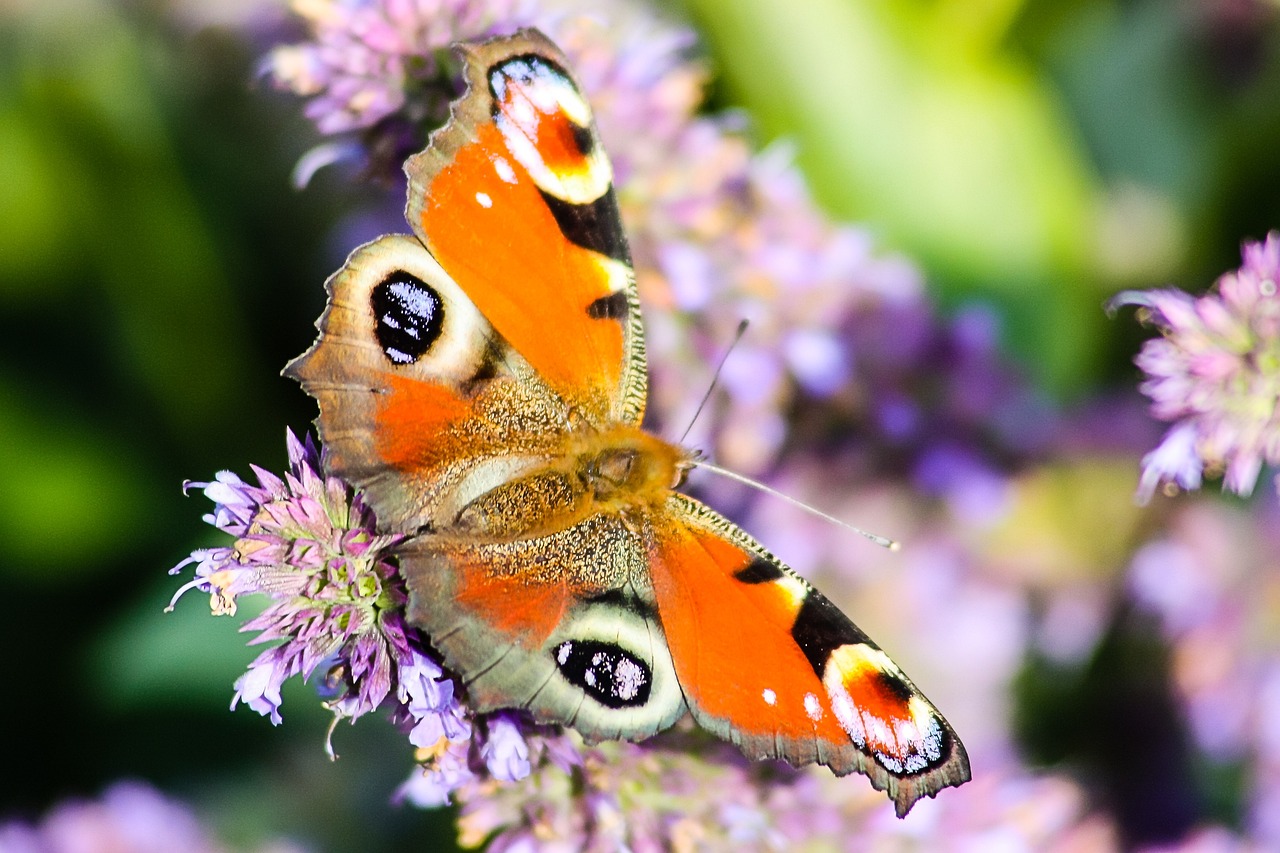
{"left": 613, "top": 657, "right": 646, "bottom": 701}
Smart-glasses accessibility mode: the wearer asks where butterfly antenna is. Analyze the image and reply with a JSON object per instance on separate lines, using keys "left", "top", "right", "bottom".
{"left": 694, "top": 459, "right": 901, "bottom": 551}
{"left": 678, "top": 319, "right": 750, "bottom": 446}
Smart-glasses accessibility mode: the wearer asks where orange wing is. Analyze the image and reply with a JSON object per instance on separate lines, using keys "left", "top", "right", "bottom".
{"left": 649, "top": 495, "right": 971, "bottom": 817}
{"left": 405, "top": 29, "right": 646, "bottom": 425}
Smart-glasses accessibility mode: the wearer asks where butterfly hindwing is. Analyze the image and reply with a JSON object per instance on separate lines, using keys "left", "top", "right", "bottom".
{"left": 400, "top": 512, "right": 686, "bottom": 741}
{"left": 649, "top": 495, "right": 971, "bottom": 817}
{"left": 405, "top": 29, "right": 646, "bottom": 425}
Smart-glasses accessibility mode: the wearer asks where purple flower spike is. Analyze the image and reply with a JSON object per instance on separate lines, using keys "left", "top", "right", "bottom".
{"left": 172, "top": 430, "right": 417, "bottom": 726}
{"left": 1116, "top": 232, "right": 1280, "bottom": 500}
{"left": 173, "top": 430, "right": 559, "bottom": 808}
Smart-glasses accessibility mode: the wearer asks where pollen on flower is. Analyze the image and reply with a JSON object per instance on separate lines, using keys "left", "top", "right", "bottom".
{"left": 414, "top": 736, "right": 455, "bottom": 764}
{"left": 205, "top": 571, "right": 240, "bottom": 615}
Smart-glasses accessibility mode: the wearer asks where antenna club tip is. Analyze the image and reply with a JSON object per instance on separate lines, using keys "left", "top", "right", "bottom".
{"left": 888, "top": 541, "right": 902, "bottom": 552}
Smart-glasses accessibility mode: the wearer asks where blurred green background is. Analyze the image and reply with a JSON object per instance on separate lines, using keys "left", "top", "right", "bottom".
{"left": 2, "top": 0, "right": 1279, "bottom": 849}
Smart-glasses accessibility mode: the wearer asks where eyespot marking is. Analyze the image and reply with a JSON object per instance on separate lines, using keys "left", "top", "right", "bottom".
{"left": 486, "top": 52, "right": 610, "bottom": 205}
{"left": 553, "top": 639, "right": 652, "bottom": 709}
{"left": 822, "top": 645, "right": 950, "bottom": 777}
{"left": 371, "top": 272, "right": 443, "bottom": 364}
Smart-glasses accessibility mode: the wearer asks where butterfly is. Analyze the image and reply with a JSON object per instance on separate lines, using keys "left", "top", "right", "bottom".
{"left": 286, "top": 28, "right": 970, "bottom": 817}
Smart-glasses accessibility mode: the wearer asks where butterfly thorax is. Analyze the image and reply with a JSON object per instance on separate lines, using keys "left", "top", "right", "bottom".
{"left": 449, "top": 424, "right": 688, "bottom": 542}
{"left": 571, "top": 425, "right": 688, "bottom": 505}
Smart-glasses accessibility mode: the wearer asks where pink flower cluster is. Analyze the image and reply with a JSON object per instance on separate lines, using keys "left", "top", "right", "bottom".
{"left": 170, "top": 431, "right": 528, "bottom": 803}
{"left": 1116, "top": 232, "right": 1280, "bottom": 501}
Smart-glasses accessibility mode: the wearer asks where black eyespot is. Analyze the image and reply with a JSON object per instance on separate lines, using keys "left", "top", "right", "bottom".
{"left": 371, "top": 273, "right": 443, "bottom": 364}
{"left": 553, "top": 639, "right": 651, "bottom": 709}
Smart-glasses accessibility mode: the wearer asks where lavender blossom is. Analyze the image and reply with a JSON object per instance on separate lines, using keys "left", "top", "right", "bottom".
{"left": 170, "top": 430, "right": 537, "bottom": 803}
{"left": 1115, "top": 232, "right": 1280, "bottom": 500}
{"left": 267, "top": 0, "right": 540, "bottom": 173}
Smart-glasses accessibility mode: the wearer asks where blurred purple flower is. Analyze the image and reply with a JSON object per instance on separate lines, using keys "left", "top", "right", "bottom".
{"left": 1127, "top": 498, "right": 1280, "bottom": 847}
{"left": 0, "top": 780, "right": 301, "bottom": 853}
{"left": 267, "top": 0, "right": 538, "bottom": 134}
{"left": 1115, "top": 232, "right": 1280, "bottom": 500}
{"left": 454, "top": 732, "right": 1126, "bottom": 852}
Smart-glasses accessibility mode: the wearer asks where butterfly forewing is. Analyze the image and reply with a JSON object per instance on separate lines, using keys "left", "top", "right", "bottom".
{"left": 405, "top": 29, "right": 647, "bottom": 425}
{"left": 650, "top": 495, "right": 970, "bottom": 817}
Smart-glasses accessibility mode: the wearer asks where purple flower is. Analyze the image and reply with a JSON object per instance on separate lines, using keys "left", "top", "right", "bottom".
{"left": 173, "top": 430, "right": 552, "bottom": 806}
{"left": 1137, "top": 422, "right": 1205, "bottom": 501}
{"left": 267, "top": 0, "right": 541, "bottom": 172}
{"left": 1115, "top": 232, "right": 1280, "bottom": 500}
{"left": 452, "top": 732, "right": 1122, "bottom": 851}
{"left": 1125, "top": 498, "right": 1280, "bottom": 847}
{"left": 172, "top": 430, "right": 411, "bottom": 725}
{"left": 397, "top": 648, "right": 471, "bottom": 748}
{"left": 480, "top": 713, "right": 532, "bottom": 782}
{"left": 396, "top": 739, "right": 478, "bottom": 808}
